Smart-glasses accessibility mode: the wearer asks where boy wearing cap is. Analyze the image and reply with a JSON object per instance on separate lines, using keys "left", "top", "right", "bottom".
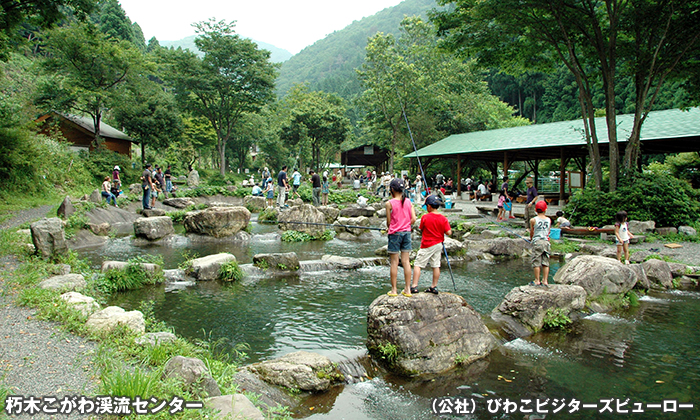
{"left": 410, "top": 195, "right": 452, "bottom": 295}
{"left": 529, "top": 200, "right": 551, "bottom": 286}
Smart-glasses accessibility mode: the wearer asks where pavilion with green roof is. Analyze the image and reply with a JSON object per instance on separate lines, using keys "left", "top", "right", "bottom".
{"left": 406, "top": 107, "right": 700, "bottom": 200}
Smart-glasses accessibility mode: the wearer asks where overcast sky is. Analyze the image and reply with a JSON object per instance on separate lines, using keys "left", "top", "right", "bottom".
{"left": 118, "top": 0, "right": 406, "bottom": 54}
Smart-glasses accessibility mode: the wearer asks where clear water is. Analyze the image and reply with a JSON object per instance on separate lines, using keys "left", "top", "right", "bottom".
{"left": 78, "top": 223, "right": 700, "bottom": 420}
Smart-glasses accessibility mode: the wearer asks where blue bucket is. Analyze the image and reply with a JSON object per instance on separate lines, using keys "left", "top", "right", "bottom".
{"left": 445, "top": 199, "right": 452, "bottom": 209}
{"left": 550, "top": 228, "right": 561, "bottom": 240}
{"left": 421, "top": 205, "right": 427, "bottom": 211}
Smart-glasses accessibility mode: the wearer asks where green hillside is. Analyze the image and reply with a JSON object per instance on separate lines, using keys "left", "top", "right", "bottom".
{"left": 276, "top": 0, "right": 438, "bottom": 98}
{"left": 161, "top": 35, "right": 293, "bottom": 63}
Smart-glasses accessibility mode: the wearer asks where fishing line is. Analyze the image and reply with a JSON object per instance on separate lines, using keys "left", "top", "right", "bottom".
{"left": 259, "top": 220, "right": 384, "bottom": 231}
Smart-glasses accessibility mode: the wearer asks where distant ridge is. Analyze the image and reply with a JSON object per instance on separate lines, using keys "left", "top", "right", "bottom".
{"left": 276, "top": 0, "right": 439, "bottom": 98}
{"left": 160, "top": 35, "right": 293, "bottom": 63}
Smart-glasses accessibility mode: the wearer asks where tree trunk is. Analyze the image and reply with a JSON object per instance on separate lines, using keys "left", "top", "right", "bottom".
{"left": 218, "top": 140, "right": 226, "bottom": 177}
{"left": 141, "top": 142, "right": 146, "bottom": 165}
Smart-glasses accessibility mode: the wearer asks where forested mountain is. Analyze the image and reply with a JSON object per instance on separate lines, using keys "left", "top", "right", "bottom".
{"left": 161, "top": 35, "right": 293, "bottom": 63}
{"left": 276, "top": 0, "right": 438, "bottom": 98}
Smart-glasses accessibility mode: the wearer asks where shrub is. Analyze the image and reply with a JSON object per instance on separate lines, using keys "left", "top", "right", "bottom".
{"left": 542, "top": 308, "right": 572, "bottom": 330}
{"left": 258, "top": 207, "right": 278, "bottom": 222}
{"left": 377, "top": 342, "right": 400, "bottom": 364}
{"left": 565, "top": 171, "right": 700, "bottom": 227}
{"left": 281, "top": 229, "right": 334, "bottom": 242}
{"left": 97, "top": 256, "right": 163, "bottom": 293}
{"left": 219, "top": 260, "right": 244, "bottom": 282}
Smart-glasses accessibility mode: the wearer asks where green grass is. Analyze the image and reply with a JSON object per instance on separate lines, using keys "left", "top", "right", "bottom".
{"left": 219, "top": 260, "right": 244, "bottom": 282}
{"left": 542, "top": 308, "right": 572, "bottom": 329}
{"left": 550, "top": 239, "right": 580, "bottom": 254}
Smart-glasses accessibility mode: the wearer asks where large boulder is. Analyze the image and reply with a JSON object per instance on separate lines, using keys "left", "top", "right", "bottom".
{"left": 163, "top": 356, "right": 220, "bottom": 397}
{"left": 187, "top": 169, "right": 200, "bottom": 187}
{"left": 678, "top": 225, "right": 697, "bottom": 236}
{"left": 247, "top": 351, "right": 342, "bottom": 392}
{"left": 668, "top": 262, "right": 688, "bottom": 278}
{"left": 184, "top": 207, "right": 251, "bottom": 238}
{"left": 88, "top": 189, "right": 102, "bottom": 204}
{"left": 142, "top": 208, "right": 166, "bottom": 217}
{"left": 30, "top": 218, "right": 69, "bottom": 260}
{"left": 339, "top": 205, "right": 376, "bottom": 218}
{"left": 642, "top": 259, "right": 673, "bottom": 289}
{"left": 134, "top": 216, "right": 174, "bottom": 241}
{"left": 253, "top": 253, "right": 300, "bottom": 271}
{"left": 317, "top": 206, "right": 340, "bottom": 224}
{"left": 628, "top": 264, "right": 651, "bottom": 290}
{"left": 628, "top": 220, "right": 656, "bottom": 235}
{"left": 86, "top": 306, "right": 145, "bottom": 335}
{"left": 243, "top": 196, "right": 267, "bottom": 212}
{"left": 85, "top": 206, "right": 140, "bottom": 236}
{"left": 87, "top": 222, "right": 111, "bottom": 236}
{"left": 367, "top": 293, "right": 495, "bottom": 376}
{"left": 465, "top": 237, "right": 530, "bottom": 259}
{"left": 491, "top": 285, "right": 587, "bottom": 337}
{"left": 38, "top": 274, "right": 86, "bottom": 291}
{"left": 57, "top": 196, "right": 75, "bottom": 219}
{"left": 101, "top": 261, "right": 162, "bottom": 280}
{"left": 232, "top": 369, "right": 297, "bottom": 411}
{"left": 187, "top": 253, "right": 237, "bottom": 281}
{"left": 278, "top": 204, "right": 326, "bottom": 237}
{"left": 163, "top": 197, "right": 196, "bottom": 209}
{"left": 553, "top": 255, "right": 637, "bottom": 297}
{"left": 321, "top": 255, "right": 364, "bottom": 270}
{"left": 60, "top": 292, "right": 101, "bottom": 316}
{"left": 205, "top": 395, "right": 264, "bottom": 420}
{"left": 334, "top": 216, "right": 370, "bottom": 236}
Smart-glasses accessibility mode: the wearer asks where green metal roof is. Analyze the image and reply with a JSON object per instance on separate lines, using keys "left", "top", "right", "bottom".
{"left": 405, "top": 107, "right": 700, "bottom": 161}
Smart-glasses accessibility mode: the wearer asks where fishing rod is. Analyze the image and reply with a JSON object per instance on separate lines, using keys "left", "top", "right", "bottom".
{"left": 399, "top": 99, "right": 457, "bottom": 292}
{"left": 259, "top": 220, "right": 384, "bottom": 231}
{"left": 476, "top": 212, "right": 531, "bottom": 244}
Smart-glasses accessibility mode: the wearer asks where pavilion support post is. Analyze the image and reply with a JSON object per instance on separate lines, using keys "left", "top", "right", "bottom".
{"left": 582, "top": 156, "right": 587, "bottom": 189}
{"left": 559, "top": 148, "right": 567, "bottom": 203}
{"left": 534, "top": 159, "right": 540, "bottom": 190}
{"left": 456, "top": 154, "right": 462, "bottom": 195}
{"left": 503, "top": 151, "right": 510, "bottom": 175}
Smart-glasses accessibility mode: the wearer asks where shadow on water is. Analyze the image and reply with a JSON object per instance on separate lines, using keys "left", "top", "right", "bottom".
{"left": 78, "top": 225, "right": 700, "bottom": 420}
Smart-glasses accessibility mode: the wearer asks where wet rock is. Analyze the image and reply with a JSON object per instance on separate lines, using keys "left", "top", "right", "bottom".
{"left": 57, "top": 196, "right": 75, "bottom": 219}
{"left": 334, "top": 216, "right": 370, "bottom": 236}
{"left": 86, "top": 306, "right": 145, "bottom": 335}
{"left": 491, "top": 285, "right": 587, "bottom": 337}
{"left": 465, "top": 237, "right": 530, "bottom": 259}
{"left": 66, "top": 229, "right": 108, "bottom": 250}
{"left": 163, "top": 356, "right": 220, "bottom": 397}
{"left": 642, "top": 259, "right": 673, "bottom": 289}
{"left": 163, "top": 269, "right": 187, "bottom": 282}
{"left": 188, "top": 253, "right": 236, "bottom": 281}
{"left": 134, "top": 216, "right": 174, "bottom": 240}
{"left": 278, "top": 204, "right": 326, "bottom": 237}
{"left": 247, "top": 351, "right": 342, "bottom": 392}
{"left": 628, "top": 220, "right": 655, "bottom": 235}
{"left": 142, "top": 208, "right": 166, "bottom": 217}
{"left": 39, "top": 274, "right": 86, "bottom": 291}
{"left": 678, "top": 276, "right": 698, "bottom": 289}
{"left": 367, "top": 293, "right": 496, "bottom": 376}
{"left": 205, "top": 395, "right": 264, "bottom": 420}
{"left": 553, "top": 255, "right": 637, "bottom": 297}
{"left": 339, "top": 205, "right": 376, "bottom": 218}
{"left": 60, "top": 292, "right": 100, "bottom": 316}
{"left": 87, "top": 222, "right": 111, "bottom": 236}
{"left": 253, "top": 253, "right": 300, "bottom": 271}
{"left": 101, "top": 261, "right": 162, "bottom": 280}
{"left": 184, "top": 207, "right": 251, "bottom": 238}
{"left": 655, "top": 227, "right": 677, "bottom": 235}
{"left": 31, "top": 217, "right": 69, "bottom": 260}
{"left": 317, "top": 206, "right": 340, "bottom": 224}
{"left": 244, "top": 196, "right": 266, "bottom": 212}
{"left": 678, "top": 225, "right": 697, "bottom": 236}
{"left": 321, "top": 255, "right": 363, "bottom": 270}
{"left": 628, "top": 264, "right": 651, "bottom": 290}
{"left": 443, "top": 237, "right": 465, "bottom": 255}
{"left": 232, "top": 369, "right": 297, "bottom": 410}
{"left": 135, "top": 332, "right": 177, "bottom": 346}
{"left": 163, "top": 197, "right": 196, "bottom": 209}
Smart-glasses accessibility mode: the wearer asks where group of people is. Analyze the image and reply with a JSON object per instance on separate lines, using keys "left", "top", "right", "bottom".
{"left": 141, "top": 163, "right": 174, "bottom": 210}
{"left": 252, "top": 166, "right": 330, "bottom": 209}
{"left": 385, "top": 178, "right": 453, "bottom": 297}
{"left": 100, "top": 165, "right": 123, "bottom": 207}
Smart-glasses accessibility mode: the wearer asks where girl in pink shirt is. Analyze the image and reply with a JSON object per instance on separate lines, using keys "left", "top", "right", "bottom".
{"left": 385, "top": 178, "right": 416, "bottom": 297}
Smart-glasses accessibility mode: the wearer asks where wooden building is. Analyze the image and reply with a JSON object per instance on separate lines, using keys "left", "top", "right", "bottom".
{"left": 36, "top": 112, "right": 135, "bottom": 157}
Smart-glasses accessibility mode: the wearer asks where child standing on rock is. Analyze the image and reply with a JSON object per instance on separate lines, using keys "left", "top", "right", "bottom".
{"left": 386, "top": 178, "right": 416, "bottom": 297}
{"left": 615, "top": 210, "right": 634, "bottom": 265}
{"left": 410, "top": 195, "right": 452, "bottom": 295}
{"left": 529, "top": 200, "right": 551, "bottom": 286}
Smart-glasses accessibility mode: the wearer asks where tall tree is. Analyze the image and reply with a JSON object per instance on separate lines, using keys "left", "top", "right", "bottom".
{"left": 279, "top": 84, "right": 350, "bottom": 171}
{"left": 161, "top": 19, "right": 277, "bottom": 176}
{"left": 38, "top": 21, "right": 142, "bottom": 143}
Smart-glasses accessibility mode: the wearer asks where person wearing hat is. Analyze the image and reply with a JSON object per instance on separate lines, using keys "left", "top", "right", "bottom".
{"left": 112, "top": 166, "right": 121, "bottom": 190}
{"left": 386, "top": 178, "right": 416, "bottom": 297}
{"left": 141, "top": 163, "right": 154, "bottom": 210}
{"left": 414, "top": 174, "right": 423, "bottom": 204}
{"left": 524, "top": 177, "right": 542, "bottom": 222}
{"left": 529, "top": 200, "right": 551, "bottom": 286}
{"left": 410, "top": 194, "right": 452, "bottom": 295}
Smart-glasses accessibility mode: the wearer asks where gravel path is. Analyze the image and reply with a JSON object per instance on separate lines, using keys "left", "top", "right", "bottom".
{"left": 0, "top": 256, "right": 98, "bottom": 419}
{"left": 0, "top": 205, "right": 54, "bottom": 231}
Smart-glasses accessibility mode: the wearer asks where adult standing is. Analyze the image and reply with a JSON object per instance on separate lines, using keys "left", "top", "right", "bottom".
{"left": 164, "top": 165, "right": 173, "bottom": 198}
{"left": 435, "top": 172, "right": 444, "bottom": 189}
{"left": 112, "top": 166, "right": 121, "bottom": 189}
{"left": 152, "top": 166, "right": 165, "bottom": 209}
{"left": 261, "top": 167, "right": 270, "bottom": 188}
{"left": 277, "top": 165, "right": 289, "bottom": 208}
{"left": 524, "top": 177, "right": 542, "bottom": 222}
{"left": 414, "top": 175, "right": 423, "bottom": 204}
{"left": 310, "top": 170, "right": 321, "bottom": 206}
{"left": 321, "top": 175, "right": 330, "bottom": 206}
{"left": 141, "top": 163, "right": 154, "bottom": 210}
{"left": 291, "top": 168, "right": 302, "bottom": 199}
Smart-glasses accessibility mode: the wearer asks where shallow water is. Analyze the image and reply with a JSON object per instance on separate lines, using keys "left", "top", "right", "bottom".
{"left": 78, "top": 222, "right": 699, "bottom": 420}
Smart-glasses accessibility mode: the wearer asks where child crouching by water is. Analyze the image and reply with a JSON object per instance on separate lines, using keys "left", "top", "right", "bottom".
{"left": 386, "top": 178, "right": 416, "bottom": 297}
{"left": 615, "top": 210, "right": 634, "bottom": 265}
{"left": 410, "top": 195, "right": 452, "bottom": 295}
{"left": 529, "top": 200, "right": 550, "bottom": 286}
